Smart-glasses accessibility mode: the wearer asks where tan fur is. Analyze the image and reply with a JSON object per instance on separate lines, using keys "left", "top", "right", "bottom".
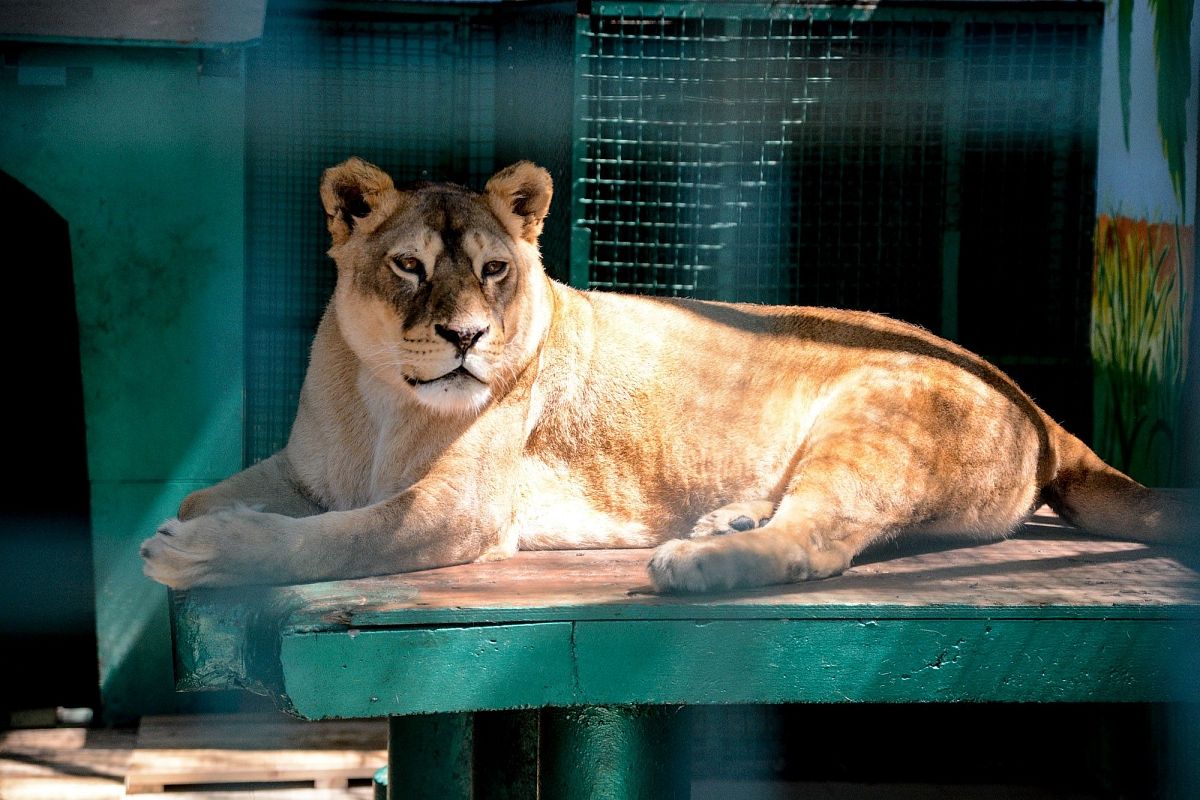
{"left": 142, "top": 160, "right": 1196, "bottom": 591}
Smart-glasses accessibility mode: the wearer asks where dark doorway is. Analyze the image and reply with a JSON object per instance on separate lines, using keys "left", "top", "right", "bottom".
{"left": 0, "top": 170, "right": 98, "bottom": 720}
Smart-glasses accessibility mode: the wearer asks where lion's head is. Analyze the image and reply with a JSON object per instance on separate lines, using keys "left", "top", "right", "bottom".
{"left": 319, "top": 159, "right": 554, "bottom": 415}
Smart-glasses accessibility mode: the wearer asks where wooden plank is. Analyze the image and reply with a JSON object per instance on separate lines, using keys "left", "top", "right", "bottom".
{"left": 172, "top": 508, "right": 1200, "bottom": 715}
{"left": 0, "top": 0, "right": 266, "bottom": 46}
{"left": 333, "top": 530, "right": 1200, "bottom": 625}
{"left": 176, "top": 510, "right": 1200, "bottom": 635}
{"left": 156, "top": 792, "right": 372, "bottom": 800}
{"left": 0, "top": 728, "right": 133, "bottom": 800}
{"left": 571, "top": 618, "right": 1200, "bottom": 705}
{"left": 124, "top": 714, "right": 385, "bottom": 794}
{"left": 281, "top": 624, "right": 578, "bottom": 718}
{"left": 278, "top": 616, "right": 1200, "bottom": 717}
{"left": 691, "top": 780, "right": 1094, "bottom": 799}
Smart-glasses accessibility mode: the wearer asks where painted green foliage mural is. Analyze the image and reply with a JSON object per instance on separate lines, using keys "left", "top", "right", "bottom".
{"left": 1093, "top": 217, "right": 1191, "bottom": 483}
{"left": 1146, "top": 0, "right": 1194, "bottom": 212}
{"left": 1116, "top": 0, "right": 1194, "bottom": 212}
{"left": 1118, "top": 0, "right": 1134, "bottom": 149}
{"left": 1097, "top": 0, "right": 1195, "bottom": 485}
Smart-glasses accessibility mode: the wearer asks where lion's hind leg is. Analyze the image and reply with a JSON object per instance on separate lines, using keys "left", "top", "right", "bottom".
{"left": 650, "top": 440, "right": 930, "bottom": 594}
{"left": 688, "top": 499, "right": 777, "bottom": 538}
{"left": 649, "top": 507, "right": 877, "bottom": 594}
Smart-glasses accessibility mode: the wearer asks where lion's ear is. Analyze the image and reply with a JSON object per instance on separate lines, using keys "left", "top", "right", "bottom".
{"left": 320, "top": 158, "right": 398, "bottom": 246}
{"left": 484, "top": 161, "right": 553, "bottom": 245}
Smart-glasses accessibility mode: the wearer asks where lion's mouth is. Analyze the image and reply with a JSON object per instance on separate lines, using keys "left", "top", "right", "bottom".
{"left": 404, "top": 366, "right": 483, "bottom": 387}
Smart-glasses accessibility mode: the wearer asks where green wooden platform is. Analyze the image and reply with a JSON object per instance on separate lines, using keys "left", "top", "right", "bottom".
{"left": 171, "top": 510, "right": 1200, "bottom": 798}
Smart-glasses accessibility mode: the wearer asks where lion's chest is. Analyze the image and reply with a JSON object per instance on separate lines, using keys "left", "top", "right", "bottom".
{"left": 350, "top": 382, "right": 465, "bottom": 506}
{"left": 362, "top": 426, "right": 437, "bottom": 503}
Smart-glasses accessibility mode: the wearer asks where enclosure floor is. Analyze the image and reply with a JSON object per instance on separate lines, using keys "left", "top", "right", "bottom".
{"left": 692, "top": 781, "right": 1095, "bottom": 799}
{"left": 0, "top": 723, "right": 375, "bottom": 800}
{"left": 0, "top": 721, "right": 1099, "bottom": 799}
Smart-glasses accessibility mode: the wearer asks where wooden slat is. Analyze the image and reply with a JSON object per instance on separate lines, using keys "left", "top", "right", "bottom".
{"left": 341, "top": 531, "right": 1200, "bottom": 623}
{"left": 0, "top": 728, "right": 134, "bottom": 800}
{"left": 0, "top": 0, "right": 266, "bottom": 45}
{"left": 124, "top": 714, "right": 385, "bottom": 795}
{"left": 171, "top": 507, "right": 1200, "bottom": 715}
{"left": 226, "top": 508, "right": 1200, "bottom": 629}
{"left": 278, "top": 616, "right": 1200, "bottom": 716}
{"left": 159, "top": 791, "right": 372, "bottom": 800}
{"left": 692, "top": 779, "right": 1093, "bottom": 800}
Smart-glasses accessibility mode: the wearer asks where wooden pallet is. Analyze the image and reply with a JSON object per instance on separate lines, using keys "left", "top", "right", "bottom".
{"left": 1, "top": 727, "right": 134, "bottom": 800}
{"left": 124, "top": 713, "right": 386, "bottom": 795}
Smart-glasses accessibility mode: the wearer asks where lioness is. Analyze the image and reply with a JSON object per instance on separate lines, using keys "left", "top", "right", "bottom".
{"left": 142, "top": 159, "right": 1190, "bottom": 592}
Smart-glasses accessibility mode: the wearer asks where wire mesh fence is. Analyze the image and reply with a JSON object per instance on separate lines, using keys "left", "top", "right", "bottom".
{"left": 244, "top": 3, "right": 498, "bottom": 463}
{"left": 572, "top": 2, "right": 1101, "bottom": 431}
{"left": 575, "top": 13, "right": 950, "bottom": 320}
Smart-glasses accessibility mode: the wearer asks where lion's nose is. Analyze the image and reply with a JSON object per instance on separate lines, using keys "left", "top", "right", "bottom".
{"left": 434, "top": 323, "right": 488, "bottom": 355}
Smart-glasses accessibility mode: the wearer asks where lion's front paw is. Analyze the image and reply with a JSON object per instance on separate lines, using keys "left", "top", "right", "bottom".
{"left": 648, "top": 538, "right": 749, "bottom": 593}
{"left": 649, "top": 529, "right": 846, "bottom": 594}
{"left": 141, "top": 516, "right": 221, "bottom": 589}
{"left": 141, "top": 509, "right": 290, "bottom": 589}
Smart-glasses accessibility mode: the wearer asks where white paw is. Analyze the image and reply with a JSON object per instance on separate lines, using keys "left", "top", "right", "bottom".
{"left": 649, "top": 529, "right": 843, "bottom": 593}
{"left": 141, "top": 509, "right": 289, "bottom": 589}
{"left": 648, "top": 538, "right": 746, "bottom": 593}
{"left": 140, "top": 516, "right": 220, "bottom": 589}
{"left": 689, "top": 500, "right": 776, "bottom": 538}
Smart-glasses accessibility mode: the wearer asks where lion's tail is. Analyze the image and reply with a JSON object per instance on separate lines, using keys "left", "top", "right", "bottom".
{"left": 1041, "top": 427, "right": 1196, "bottom": 547}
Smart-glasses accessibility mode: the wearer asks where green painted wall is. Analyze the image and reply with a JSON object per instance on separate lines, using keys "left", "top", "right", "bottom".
{"left": 0, "top": 43, "right": 246, "bottom": 720}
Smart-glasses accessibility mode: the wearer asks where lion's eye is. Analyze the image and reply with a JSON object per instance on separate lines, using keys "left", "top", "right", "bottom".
{"left": 391, "top": 255, "right": 425, "bottom": 282}
{"left": 482, "top": 260, "right": 508, "bottom": 279}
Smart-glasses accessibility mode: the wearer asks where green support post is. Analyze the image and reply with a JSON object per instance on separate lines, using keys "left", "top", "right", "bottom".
{"left": 474, "top": 710, "right": 539, "bottom": 800}
{"left": 539, "top": 706, "right": 691, "bottom": 800}
{"left": 388, "top": 713, "right": 474, "bottom": 800}
{"left": 374, "top": 766, "right": 388, "bottom": 800}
